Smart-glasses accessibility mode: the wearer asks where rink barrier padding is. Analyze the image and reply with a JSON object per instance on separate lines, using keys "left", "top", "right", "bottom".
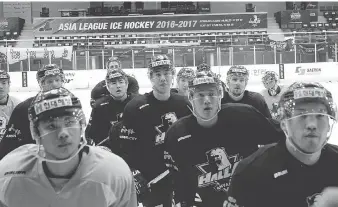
{"left": 8, "top": 62, "right": 338, "bottom": 92}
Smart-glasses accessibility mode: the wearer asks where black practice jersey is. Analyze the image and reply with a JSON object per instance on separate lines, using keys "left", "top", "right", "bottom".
{"left": 222, "top": 90, "right": 271, "bottom": 118}
{"left": 0, "top": 97, "right": 35, "bottom": 160}
{"left": 227, "top": 141, "right": 338, "bottom": 207}
{"left": 85, "top": 93, "right": 137, "bottom": 145}
{"left": 91, "top": 75, "right": 139, "bottom": 103}
{"left": 120, "top": 91, "right": 191, "bottom": 181}
{"left": 164, "top": 103, "right": 284, "bottom": 207}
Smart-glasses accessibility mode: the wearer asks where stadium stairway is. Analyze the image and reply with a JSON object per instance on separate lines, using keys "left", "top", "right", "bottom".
{"left": 15, "top": 24, "right": 34, "bottom": 48}
{"left": 317, "top": 15, "right": 327, "bottom": 23}
{"left": 267, "top": 17, "right": 285, "bottom": 41}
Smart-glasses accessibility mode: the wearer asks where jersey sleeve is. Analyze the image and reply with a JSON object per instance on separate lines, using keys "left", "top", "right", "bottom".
{"left": 226, "top": 163, "right": 250, "bottom": 207}
{"left": 0, "top": 104, "right": 26, "bottom": 160}
{"left": 85, "top": 107, "right": 106, "bottom": 145}
{"left": 110, "top": 171, "right": 138, "bottom": 207}
{"left": 226, "top": 145, "right": 272, "bottom": 207}
{"left": 164, "top": 126, "right": 195, "bottom": 205}
{"left": 238, "top": 104, "right": 283, "bottom": 145}
{"left": 127, "top": 75, "right": 139, "bottom": 95}
{"left": 119, "top": 101, "right": 143, "bottom": 171}
{"left": 256, "top": 93, "right": 272, "bottom": 119}
{"left": 108, "top": 122, "right": 124, "bottom": 157}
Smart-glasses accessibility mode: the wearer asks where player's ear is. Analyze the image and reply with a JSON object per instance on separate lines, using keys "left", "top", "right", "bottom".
{"left": 244, "top": 77, "right": 249, "bottom": 87}
{"left": 124, "top": 78, "right": 129, "bottom": 90}
{"left": 147, "top": 71, "right": 152, "bottom": 80}
{"left": 188, "top": 90, "right": 194, "bottom": 102}
{"left": 226, "top": 76, "right": 230, "bottom": 86}
{"left": 280, "top": 119, "right": 286, "bottom": 130}
{"left": 280, "top": 119, "right": 289, "bottom": 136}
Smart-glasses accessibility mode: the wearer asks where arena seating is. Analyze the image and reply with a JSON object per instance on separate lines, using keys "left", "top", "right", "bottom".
{"left": 33, "top": 29, "right": 268, "bottom": 48}
{"left": 278, "top": 4, "right": 338, "bottom": 45}
{"left": 0, "top": 17, "right": 25, "bottom": 47}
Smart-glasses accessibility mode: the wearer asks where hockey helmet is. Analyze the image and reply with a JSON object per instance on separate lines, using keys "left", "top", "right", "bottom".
{"left": 28, "top": 87, "right": 87, "bottom": 163}
{"left": 106, "top": 56, "right": 121, "bottom": 70}
{"left": 177, "top": 67, "right": 195, "bottom": 81}
{"left": 36, "top": 64, "right": 65, "bottom": 84}
{"left": 278, "top": 82, "right": 337, "bottom": 121}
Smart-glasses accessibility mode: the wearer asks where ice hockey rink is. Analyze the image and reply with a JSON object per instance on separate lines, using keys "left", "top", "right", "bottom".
{"left": 11, "top": 81, "right": 338, "bottom": 146}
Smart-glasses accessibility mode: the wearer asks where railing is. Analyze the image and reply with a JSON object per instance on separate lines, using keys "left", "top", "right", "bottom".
{"left": 0, "top": 31, "right": 337, "bottom": 72}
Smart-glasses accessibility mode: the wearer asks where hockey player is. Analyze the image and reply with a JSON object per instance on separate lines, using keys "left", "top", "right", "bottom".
{"left": 0, "top": 70, "right": 21, "bottom": 138}
{"left": 90, "top": 56, "right": 139, "bottom": 108}
{"left": 195, "top": 62, "right": 228, "bottom": 96}
{"left": 0, "top": 87, "right": 137, "bottom": 207}
{"left": 225, "top": 82, "right": 338, "bottom": 207}
{"left": 119, "top": 54, "right": 191, "bottom": 207}
{"left": 0, "top": 64, "right": 65, "bottom": 160}
{"left": 85, "top": 68, "right": 137, "bottom": 147}
{"left": 171, "top": 67, "right": 195, "bottom": 96}
{"left": 260, "top": 71, "right": 287, "bottom": 120}
{"left": 164, "top": 71, "right": 284, "bottom": 207}
{"left": 222, "top": 65, "right": 271, "bottom": 118}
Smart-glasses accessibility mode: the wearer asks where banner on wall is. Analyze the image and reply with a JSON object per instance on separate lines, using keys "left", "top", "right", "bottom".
{"left": 33, "top": 12, "right": 267, "bottom": 35}
{"left": 2, "top": 46, "right": 73, "bottom": 64}
{"left": 297, "top": 43, "right": 328, "bottom": 54}
{"left": 280, "top": 10, "right": 311, "bottom": 24}
{"left": 22, "top": 71, "right": 27, "bottom": 87}
{"left": 266, "top": 37, "right": 294, "bottom": 52}
{"left": 283, "top": 62, "right": 338, "bottom": 83}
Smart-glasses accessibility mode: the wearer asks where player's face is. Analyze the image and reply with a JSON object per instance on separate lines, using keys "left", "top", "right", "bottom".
{"left": 150, "top": 68, "right": 173, "bottom": 94}
{"left": 177, "top": 77, "right": 189, "bottom": 96}
{"left": 0, "top": 79, "right": 9, "bottom": 99}
{"left": 108, "top": 62, "right": 120, "bottom": 70}
{"left": 37, "top": 115, "right": 82, "bottom": 160}
{"left": 284, "top": 102, "right": 331, "bottom": 153}
{"left": 190, "top": 84, "right": 220, "bottom": 120}
{"left": 263, "top": 76, "right": 277, "bottom": 89}
{"left": 106, "top": 77, "right": 128, "bottom": 100}
{"left": 227, "top": 75, "right": 247, "bottom": 96}
{"left": 41, "top": 75, "right": 63, "bottom": 92}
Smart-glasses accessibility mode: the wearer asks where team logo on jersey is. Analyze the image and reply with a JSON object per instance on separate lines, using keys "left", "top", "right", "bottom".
{"left": 110, "top": 113, "right": 123, "bottom": 126}
{"left": 306, "top": 193, "right": 322, "bottom": 207}
{"left": 5, "top": 124, "right": 21, "bottom": 141}
{"left": 154, "top": 112, "right": 178, "bottom": 145}
{"left": 119, "top": 125, "right": 136, "bottom": 140}
{"left": 196, "top": 147, "right": 241, "bottom": 192}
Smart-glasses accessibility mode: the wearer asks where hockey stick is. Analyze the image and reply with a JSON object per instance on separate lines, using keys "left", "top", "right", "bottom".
{"left": 96, "top": 136, "right": 110, "bottom": 146}
{"left": 147, "top": 169, "right": 170, "bottom": 188}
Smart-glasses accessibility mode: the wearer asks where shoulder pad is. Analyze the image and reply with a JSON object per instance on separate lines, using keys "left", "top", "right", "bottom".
{"left": 325, "top": 144, "right": 338, "bottom": 154}
{"left": 233, "top": 143, "right": 276, "bottom": 175}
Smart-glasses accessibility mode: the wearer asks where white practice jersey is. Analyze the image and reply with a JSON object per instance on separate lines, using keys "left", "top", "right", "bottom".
{"left": 260, "top": 85, "right": 287, "bottom": 119}
{"left": 0, "top": 144, "right": 137, "bottom": 207}
{"left": 0, "top": 95, "right": 20, "bottom": 132}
